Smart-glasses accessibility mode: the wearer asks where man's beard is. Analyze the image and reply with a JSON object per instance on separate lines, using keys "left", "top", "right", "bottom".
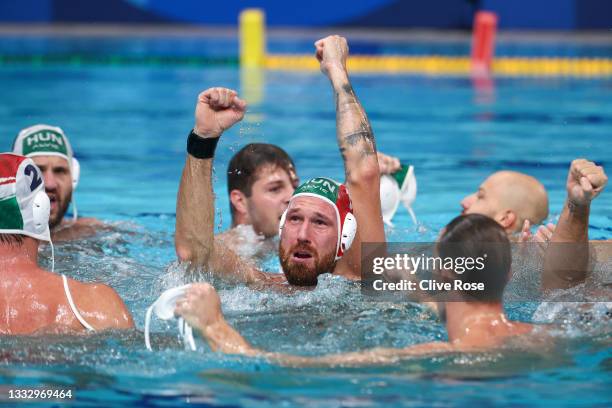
{"left": 279, "top": 241, "right": 336, "bottom": 286}
{"left": 49, "top": 192, "right": 71, "bottom": 229}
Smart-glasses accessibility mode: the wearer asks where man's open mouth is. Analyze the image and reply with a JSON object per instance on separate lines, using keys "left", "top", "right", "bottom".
{"left": 293, "top": 250, "right": 313, "bottom": 260}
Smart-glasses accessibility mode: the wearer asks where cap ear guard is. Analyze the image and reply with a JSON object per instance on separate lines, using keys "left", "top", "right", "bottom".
{"left": 31, "top": 190, "right": 50, "bottom": 235}
{"left": 337, "top": 212, "right": 357, "bottom": 260}
{"left": 71, "top": 157, "right": 80, "bottom": 190}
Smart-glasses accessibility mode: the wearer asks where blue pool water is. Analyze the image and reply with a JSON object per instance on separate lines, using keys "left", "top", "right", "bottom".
{"left": 0, "top": 36, "right": 611, "bottom": 407}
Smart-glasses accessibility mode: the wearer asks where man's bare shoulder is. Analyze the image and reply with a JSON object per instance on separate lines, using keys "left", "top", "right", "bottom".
{"left": 75, "top": 217, "right": 104, "bottom": 227}
{"left": 69, "top": 279, "right": 134, "bottom": 330}
{"left": 52, "top": 217, "right": 105, "bottom": 241}
{"left": 58, "top": 217, "right": 103, "bottom": 228}
{"left": 400, "top": 325, "right": 541, "bottom": 357}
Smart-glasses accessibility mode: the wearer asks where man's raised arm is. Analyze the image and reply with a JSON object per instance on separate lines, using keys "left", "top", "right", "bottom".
{"left": 542, "top": 159, "right": 607, "bottom": 290}
{"left": 175, "top": 88, "right": 246, "bottom": 266}
{"left": 315, "top": 35, "right": 385, "bottom": 277}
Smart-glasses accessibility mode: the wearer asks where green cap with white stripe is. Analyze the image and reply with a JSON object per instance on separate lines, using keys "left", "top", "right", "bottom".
{"left": 12, "top": 124, "right": 73, "bottom": 163}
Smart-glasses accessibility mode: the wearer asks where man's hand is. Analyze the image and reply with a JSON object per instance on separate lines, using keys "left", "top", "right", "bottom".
{"left": 519, "top": 220, "right": 556, "bottom": 243}
{"left": 519, "top": 219, "right": 556, "bottom": 256}
{"left": 194, "top": 87, "right": 247, "bottom": 138}
{"left": 377, "top": 152, "right": 401, "bottom": 175}
{"left": 566, "top": 159, "right": 607, "bottom": 207}
{"left": 175, "top": 283, "right": 223, "bottom": 331}
{"left": 315, "top": 35, "right": 349, "bottom": 79}
{"left": 175, "top": 282, "right": 256, "bottom": 355}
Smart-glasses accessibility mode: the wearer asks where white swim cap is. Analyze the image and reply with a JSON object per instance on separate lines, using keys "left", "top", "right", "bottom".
{"left": 0, "top": 153, "right": 50, "bottom": 242}
{"left": 379, "top": 164, "right": 417, "bottom": 226}
{"left": 13, "top": 124, "right": 80, "bottom": 188}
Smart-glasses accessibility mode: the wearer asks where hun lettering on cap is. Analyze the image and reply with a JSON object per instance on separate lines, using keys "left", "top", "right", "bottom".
{"left": 22, "top": 129, "right": 69, "bottom": 157}
{"left": 26, "top": 131, "right": 65, "bottom": 146}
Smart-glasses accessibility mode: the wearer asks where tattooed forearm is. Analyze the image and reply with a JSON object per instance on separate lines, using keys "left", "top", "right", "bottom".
{"left": 335, "top": 83, "right": 377, "bottom": 160}
{"left": 567, "top": 200, "right": 589, "bottom": 215}
{"left": 343, "top": 131, "right": 376, "bottom": 158}
{"left": 329, "top": 70, "right": 379, "bottom": 183}
{"left": 335, "top": 83, "right": 361, "bottom": 112}
{"left": 345, "top": 131, "right": 373, "bottom": 146}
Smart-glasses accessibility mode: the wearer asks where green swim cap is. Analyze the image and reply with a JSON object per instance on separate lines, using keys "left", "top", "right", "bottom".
{"left": 12, "top": 124, "right": 73, "bottom": 164}
{"left": 293, "top": 177, "right": 344, "bottom": 206}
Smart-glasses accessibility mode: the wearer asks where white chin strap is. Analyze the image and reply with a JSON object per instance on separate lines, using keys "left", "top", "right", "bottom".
{"left": 49, "top": 240, "right": 55, "bottom": 273}
{"left": 71, "top": 199, "right": 78, "bottom": 223}
{"left": 71, "top": 157, "right": 80, "bottom": 222}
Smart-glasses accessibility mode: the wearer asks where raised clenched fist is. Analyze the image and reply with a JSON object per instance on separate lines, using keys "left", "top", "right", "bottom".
{"left": 566, "top": 159, "right": 607, "bottom": 207}
{"left": 314, "top": 35, "right": 349, "bottom": 77}
{"left": 193, "top": 87, "right": 247, "bottom": 139}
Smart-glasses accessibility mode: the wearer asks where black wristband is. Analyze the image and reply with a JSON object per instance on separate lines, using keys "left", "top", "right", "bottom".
{"left": 187, "top": 130, "right": 219, "bottom": 159}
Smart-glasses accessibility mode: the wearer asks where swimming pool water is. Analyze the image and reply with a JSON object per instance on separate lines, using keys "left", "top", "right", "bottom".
{"left": 0, "top": 41, "right": 611, "bottom": 407}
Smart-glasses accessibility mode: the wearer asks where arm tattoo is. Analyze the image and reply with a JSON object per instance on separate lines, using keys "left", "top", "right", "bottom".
{"left": 567, "top": 200, "right": 589, "bottom": 215}
{"left": 335, "top": 82, "right": 377, "bottom": 162}
{"left": 345, "top": 131, "right": 371, "bottom": 146}
{"left": 343, "top": 131, "right": 376, "bottom": 157}
{"left": 341, "top": 83, "right": 354, "bottom": 95}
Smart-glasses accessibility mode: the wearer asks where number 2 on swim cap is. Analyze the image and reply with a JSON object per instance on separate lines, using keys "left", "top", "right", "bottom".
{"left": 24, "top": 164, "right": 43, "bottom": 191}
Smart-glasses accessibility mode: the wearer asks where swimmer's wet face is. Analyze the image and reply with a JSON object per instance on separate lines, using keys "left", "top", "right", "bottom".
{"left": 461, "top": 176, "right": 504, "bottom": 219}
{"left": 32, "top": 155, "right": 73, "bottom": 229}
{"left": 245, "top": 164, "right": 295, "bottom": 238}
{"left": 227, "top": 143, "right": 298, "bottom": 237}
{"left": 279, "top": 196, "right": 338, "bottom": 286}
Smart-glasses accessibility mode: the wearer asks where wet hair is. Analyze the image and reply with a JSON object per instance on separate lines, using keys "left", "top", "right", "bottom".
{"left": 227, "top": 143, "right": 296, "bottom": 217}
{"left": 0, "top": 233, "right": 24, "bottom": 246}
{"left": 438, "top": 214, "right": 511, "bottom": 302}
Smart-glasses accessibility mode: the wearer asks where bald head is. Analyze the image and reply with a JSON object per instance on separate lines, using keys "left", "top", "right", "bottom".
{"left": 461, "top": 171, "right": 548, "bottom": 233}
